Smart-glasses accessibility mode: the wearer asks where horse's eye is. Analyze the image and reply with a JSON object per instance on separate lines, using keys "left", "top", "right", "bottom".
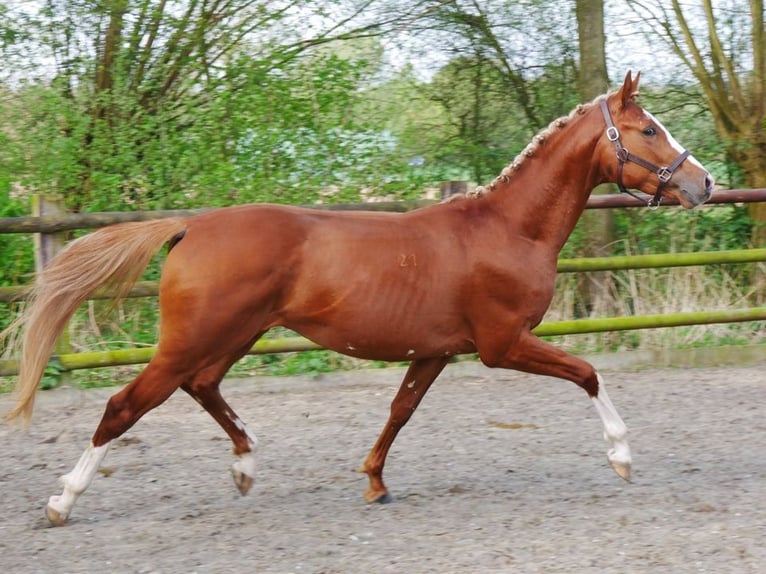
{"left": 643, "top": 126, "right": 657, "bottom": 137}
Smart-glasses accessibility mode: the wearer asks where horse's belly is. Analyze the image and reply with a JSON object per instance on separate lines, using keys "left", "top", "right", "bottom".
{"left": 282, "top": 313, "right": 474, "bottom": 362}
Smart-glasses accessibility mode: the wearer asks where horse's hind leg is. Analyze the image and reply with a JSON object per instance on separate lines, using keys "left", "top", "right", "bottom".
{"left": 45, "top": 355, "right": 193, "bottom": 526}
{"left": 358, "top": 357, "right": 449, "bottom": 503}
{"left": 45, "top": 441, "right": 110, "bottom": 526}
{"left": 180, "top": 350, "right": 261, "bottom": 496}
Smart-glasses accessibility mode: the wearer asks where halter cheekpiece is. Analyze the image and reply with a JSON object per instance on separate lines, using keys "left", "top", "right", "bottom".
{"left": 599, "top": 99, "right": 690, "bottom": 208}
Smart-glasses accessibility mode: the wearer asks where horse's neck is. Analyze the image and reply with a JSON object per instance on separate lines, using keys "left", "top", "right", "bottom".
{"left": 487, "top": 115, "right": 603, "bottom": 253}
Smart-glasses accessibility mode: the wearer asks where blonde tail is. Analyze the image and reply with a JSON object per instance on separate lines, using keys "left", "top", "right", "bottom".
{"left": 4, "top": 218, "right": 187, "bottom": 425}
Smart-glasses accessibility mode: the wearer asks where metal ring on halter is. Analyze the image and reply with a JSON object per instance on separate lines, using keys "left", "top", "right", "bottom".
{"left": 616, "top": 147, "right": 630, "bottom": 162}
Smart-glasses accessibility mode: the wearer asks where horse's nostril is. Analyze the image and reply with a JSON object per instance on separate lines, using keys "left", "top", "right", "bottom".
{"left": 704, "top": 173, "right": 714, "bottom": 190}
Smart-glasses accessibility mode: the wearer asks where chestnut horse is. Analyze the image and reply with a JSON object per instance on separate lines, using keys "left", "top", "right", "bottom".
{"left": 5, "top": 72, "right": 713, "bottom": 525}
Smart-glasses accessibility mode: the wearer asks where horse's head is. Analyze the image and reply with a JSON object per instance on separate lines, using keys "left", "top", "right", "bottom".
{"left": 598, "top": 71, "right": 713, "bottom": 209}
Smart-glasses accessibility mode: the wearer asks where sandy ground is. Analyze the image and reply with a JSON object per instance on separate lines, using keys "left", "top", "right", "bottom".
{"left": 1, "top": 360, "right": 764, "bottom": 573}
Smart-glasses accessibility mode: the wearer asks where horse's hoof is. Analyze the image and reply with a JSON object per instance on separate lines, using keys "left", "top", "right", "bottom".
{"left": 609, "top": 459, "right": 632, "bottom": 482}
{"left": 231, "top": 468, "right": 254, "bottom": 496}
{"left": 374, "top": 492, "right": 394, "bottom": 504}
{"left": 45, "top": 504, "right": 68, "bottom": 527}
{"left": 364, "top": 489, "right": 394, "bottom": 504}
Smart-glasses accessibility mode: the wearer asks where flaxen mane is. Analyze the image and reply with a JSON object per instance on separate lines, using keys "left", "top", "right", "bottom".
{"left": 458, "top": 93, "right": 617, "bottom": 200}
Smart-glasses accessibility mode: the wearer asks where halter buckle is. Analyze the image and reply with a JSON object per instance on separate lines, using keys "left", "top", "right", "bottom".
{"left": 616, "top": 147, "right": 630, "bottom": 162}
{"left": 657, "top": 167, "right": 673, "bottom": 183}
{"left": 606, "top": 126, "right": 620, "bottom": 142}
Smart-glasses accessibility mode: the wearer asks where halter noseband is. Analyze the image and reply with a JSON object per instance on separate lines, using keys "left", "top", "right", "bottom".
{"left": 599, "top": 99, "right": 690, "bottom": 208}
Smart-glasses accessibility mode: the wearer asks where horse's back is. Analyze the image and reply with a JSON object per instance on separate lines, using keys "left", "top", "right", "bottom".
{"left": 157, "top": 202, "right": 477, "bottom": 361}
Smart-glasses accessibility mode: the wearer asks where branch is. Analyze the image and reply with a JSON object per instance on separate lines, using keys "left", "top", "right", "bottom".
{"left": 127, "top": 0, "right": 168, "bottom": 94}
{"left": 750, "top": 0, "right": 765, "bottom": 121}
{"left": 702, "top": 0, "right": 745, "bottom": 116}
{"left": 667, "top": 0, "right": 737, "bottom": 134}
{"left": 425, "top": 0, "right": 540, "bottom": 127}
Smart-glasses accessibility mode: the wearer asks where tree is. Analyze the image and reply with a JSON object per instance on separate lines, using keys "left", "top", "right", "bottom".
{"left": 391, "top": 1, "right": 580, "bottom": 185}
{"left": 423, "top": 54, "right": 526, "bottom": 183}
{"left": 0, "top": 0, "right": 444, "bottom": 209}
{"left": 407, "top": 0, "right": 580, "bottom": 129}
{"left": 628, "top": 0, "right": 765, "bottom": 246}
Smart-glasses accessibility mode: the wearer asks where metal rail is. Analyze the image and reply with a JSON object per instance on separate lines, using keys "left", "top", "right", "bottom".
{"left": 0, "top": 188, "right": 764, "bottom": 234}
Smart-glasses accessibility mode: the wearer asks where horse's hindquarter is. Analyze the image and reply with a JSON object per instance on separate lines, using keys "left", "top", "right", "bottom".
{"left": 158, "top": 205, "right": 316, "bottom": 354}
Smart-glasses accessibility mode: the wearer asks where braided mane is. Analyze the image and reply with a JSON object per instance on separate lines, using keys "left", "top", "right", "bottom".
{"left": 462, "top": 94, "right": 610, "bottom": 199}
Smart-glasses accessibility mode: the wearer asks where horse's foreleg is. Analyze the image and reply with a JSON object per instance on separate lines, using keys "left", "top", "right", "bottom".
{"left": 46, "top": 358, "right": 190, "bottom": 526}
{"left": 590, "top": 372, "right": 631, "bottom": 480}
{"left": 181, "top": 357, "right": 259, "bottom": 497}
{"left": 481, "top": 331, "right": 631, "bottom": 481}
{"left": 358, "top": 357, "right": 448, "bottom": 503}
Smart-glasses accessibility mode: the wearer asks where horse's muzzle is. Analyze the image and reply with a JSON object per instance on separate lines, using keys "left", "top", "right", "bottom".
{"left": 679, "top": 173, "right": 714, "bottom": 209}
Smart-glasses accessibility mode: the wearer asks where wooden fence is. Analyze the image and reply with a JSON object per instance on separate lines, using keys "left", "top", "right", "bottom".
{"left": 1, "top": 188, "right": 765, "bottom": 377}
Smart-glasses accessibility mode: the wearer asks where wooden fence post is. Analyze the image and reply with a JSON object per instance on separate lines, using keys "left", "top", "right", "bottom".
{"left": 32, "top": 194, "right": 71, "bottom": 385}
{"left": 440, "top": 181, "right": 468, "bottom": 200}
{"left": 32, "top": 195, "right": 69, "bottom": 274}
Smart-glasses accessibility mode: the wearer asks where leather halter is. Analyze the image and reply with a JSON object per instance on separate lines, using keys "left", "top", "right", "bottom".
{"left": 599, "top": 99, "right": 690, "bottom": 208}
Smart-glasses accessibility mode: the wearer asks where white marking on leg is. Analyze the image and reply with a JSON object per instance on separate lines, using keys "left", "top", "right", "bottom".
{"left": 591, "top": 373, "right": 632, "bottom": 480}
{"left": 47, "top": 441, "right": 110, "bottom": 523}
{"left": 232, "top": 416, "right": 258, "bottom": 450}
{"left": 233, "top": 451, "right": 258, "bottom": 481}
{"left": 231, "top": 416, "right": 258, "bottom": 484}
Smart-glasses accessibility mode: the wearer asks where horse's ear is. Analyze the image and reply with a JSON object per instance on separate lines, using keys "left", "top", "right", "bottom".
{"left": 619, "top": 70, "right": 641, "bottom": 108}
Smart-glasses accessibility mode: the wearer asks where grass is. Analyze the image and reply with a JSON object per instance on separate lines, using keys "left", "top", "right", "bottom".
{"left": 545, "top": 262, "right": 765, "bottom": 355}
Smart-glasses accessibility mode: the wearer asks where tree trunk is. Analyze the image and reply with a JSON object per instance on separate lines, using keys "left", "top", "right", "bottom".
{"left": 95, "top": 1, "right": 129, "bottom": 120}
{"left": 742, "top": 153, "right": 766, "bottom": 301}
{"left": 577, "top": 0, "right": 608, "bottom": 100}
{"left": 576, "top": 0, "right": 614, "bottom": 316}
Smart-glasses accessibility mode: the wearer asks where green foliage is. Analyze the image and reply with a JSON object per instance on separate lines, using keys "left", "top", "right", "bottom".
{"left": 0, "top": 171, "right": 34, "bottom": 321}
{"left": 0, "top": 141, "right": 33, "bottom": 332}
{"left": 424, "top": 56, "right": 517, "bottom": 182}
{"left": 403, "top": 54, "right": 583, "bottom": 186}
{"left": 40, "top": 358, "right": 67, "bottom": 390}
{"left": 233, "top": 350, "right": 352, "bottom": 378}
{"left": 613, "top": 206, "right": 752, "bottom": 254}
{"left": 3, "top": 49, "right": 435, "bottom": 210}
{"left": 227, "top": 53, "right": 425, "bottom": 204}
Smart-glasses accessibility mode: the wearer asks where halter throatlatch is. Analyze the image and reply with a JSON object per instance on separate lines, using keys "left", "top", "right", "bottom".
{"left": 599, "top": 99, "right": 690, "bottom": 208}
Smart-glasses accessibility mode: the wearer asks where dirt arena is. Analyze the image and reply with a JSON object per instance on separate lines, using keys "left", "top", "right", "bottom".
{"left": 1, "top": 359, "right": 764, "bottom": 573}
